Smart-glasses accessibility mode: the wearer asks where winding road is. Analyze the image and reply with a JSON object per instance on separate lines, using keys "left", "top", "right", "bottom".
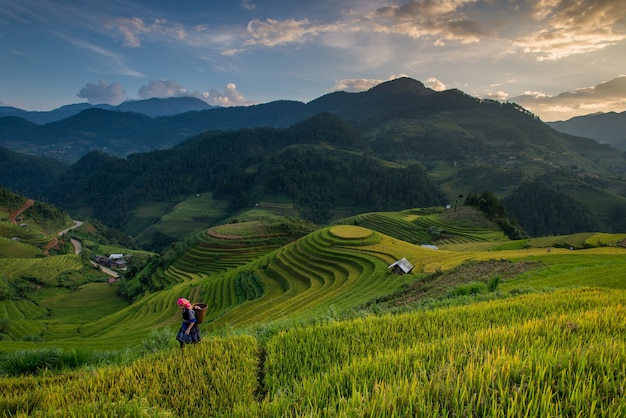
{"left": 58, "top": 220, "right": 119, "bottom": 278}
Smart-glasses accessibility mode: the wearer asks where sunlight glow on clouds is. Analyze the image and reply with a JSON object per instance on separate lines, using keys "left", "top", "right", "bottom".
{"left": 368, "top": 0, "right": 489, "bottom": 44}
{"left": 330, "top": 74, "right": 409, "bottom": 92}
{"left": 2, "top": 0, "right": 626, "bottom": 117}
{"left": 425, "top": 77, "right": 446, "bottom": 91}
{"left": 511, "top": 76, "right": 626, "bottom": 121}
{"left": 516, "top": 0, "right": 626, "bottom": 60}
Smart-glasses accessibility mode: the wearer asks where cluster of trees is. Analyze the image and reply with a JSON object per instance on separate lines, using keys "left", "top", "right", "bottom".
{"left": 44, "top": 113, "right": 443, "bottom": 230}
{"left": 259, "top": 147, "right": 443, "bottom": 223}
{"left": 463, "top": 182, "right": 605, "bottom": 239}
{"left": 463, "top": 191, "right": 527, "bottom": 240}
{"left": 503, "top": 181, "right": 601, "bottom": 237}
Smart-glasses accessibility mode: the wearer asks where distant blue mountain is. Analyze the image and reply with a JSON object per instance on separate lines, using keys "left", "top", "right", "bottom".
{"left": 0, "top": 96, "right": 213, "bottom": 124}
{"left": 547, "top": 111, "right": 626, "bottom": 152}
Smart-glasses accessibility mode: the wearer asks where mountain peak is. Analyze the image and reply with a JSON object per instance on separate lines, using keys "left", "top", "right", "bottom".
{"left": 368, "top": 77, "right": 434, "bottom": 96}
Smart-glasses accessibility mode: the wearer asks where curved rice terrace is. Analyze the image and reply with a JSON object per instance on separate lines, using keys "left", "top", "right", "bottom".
{"left": 0, "top": 222, "right": 52, "bottom": 255}
{"left": 344, "top": 212, "right": 432, "bottom": 244}
{"left": 341, "top": 209, "right": 508, "bottom": 246}
{"left": 0, "top": 236, "right": 42, "bottom": 258}
{"left": 199, "top": 226, "right": 410, "bottom": 328}
{"left": 149, "top": 222, "right": 299, "bottom": 290}
{"left": 411, "top": 214, "right": 507, "bottom": 244}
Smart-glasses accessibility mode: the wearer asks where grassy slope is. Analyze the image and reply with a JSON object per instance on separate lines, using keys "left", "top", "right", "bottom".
{"left": 2, "top": 208, "right": 624, "bottom": 352}
{"left": 1, "top": 207, "right": 626, "bottom": 416}
{"left": 2, "top": 288, "right": 624, "bottom": 417}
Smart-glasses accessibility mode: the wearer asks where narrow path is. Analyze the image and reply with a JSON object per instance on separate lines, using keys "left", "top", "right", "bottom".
{"left": 8, "top": 199, "right": 34, "bottom": 224}
{"left": 43, "top": 220, "right": 84, "bottom": 256}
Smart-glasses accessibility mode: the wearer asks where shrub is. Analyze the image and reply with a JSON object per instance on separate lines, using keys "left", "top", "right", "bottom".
{"left": 141, "top": 327, "right": 175, "bottom": 354}
{"left": 487, "top": 275, "right": 501, "bottom": 292}
{"left": 447, "top": 282, "right": 486, "bottom": 298}
{"left": 0, "top": 348, "right": 62, "bottom": 376}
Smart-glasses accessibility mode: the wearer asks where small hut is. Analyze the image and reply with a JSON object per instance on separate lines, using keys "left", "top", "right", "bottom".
{"left": 388, "top": 258, "right": 414, "bottom": 275}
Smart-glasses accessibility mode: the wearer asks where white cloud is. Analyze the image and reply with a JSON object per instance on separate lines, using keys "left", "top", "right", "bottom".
{"left": 138, "top": 80, "right": 252, "bottom": 107}
{"left": 106, "top": 17, "right": 187, "bottom": 48}
{"left": 425, "top": 77, "right": 446, "bottom": 91}
{"left": 510, "top": 76, "right": 626, "bottom": 121}
{"left": 77, "top": 80, "right": 126, "bottom": 105}
{"left": 243, "top": 18, "right": 317, "bottom": 47}
{"left": 330, "top": 74, "right": 409, "bottom": 92}
{"left": 204, "top": 83, "right": 253, "bottom": 106}
{"left": 241, "top": 0, "right": 256, "bottom": 11}
{"left": 138, "top": 80, "right": 188, "bottom": 99}
{"left": 108, "top": 17, "right": 150, "bottom": 47}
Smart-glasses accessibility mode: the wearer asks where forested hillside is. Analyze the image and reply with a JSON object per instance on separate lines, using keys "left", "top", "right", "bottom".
{"left": 45, "top": 114, "right": 444, "bottom": 235}
{"left": 1, "top": 77, "right": 625, "bottom": 247}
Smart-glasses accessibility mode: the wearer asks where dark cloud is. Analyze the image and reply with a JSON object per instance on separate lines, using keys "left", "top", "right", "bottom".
{"left": 77, "top": 80, "right": 126, "bottom": 105}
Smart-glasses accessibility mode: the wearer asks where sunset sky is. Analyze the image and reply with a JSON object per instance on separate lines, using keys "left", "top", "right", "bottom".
{"left": 1, "top": 0, "right": 625, "bottom": 121}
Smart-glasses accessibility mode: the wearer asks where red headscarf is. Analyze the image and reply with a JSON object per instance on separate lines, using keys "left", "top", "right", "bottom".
{"left": 177, "top": 298, "right": 192, "bottom": 308}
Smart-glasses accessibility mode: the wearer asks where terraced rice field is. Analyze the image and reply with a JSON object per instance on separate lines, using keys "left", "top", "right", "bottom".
{"left": 342, "top": 210, "right": 507, "bottom": 246}
{"left": 203, "top": 226, "right": 415, "bottom": 328}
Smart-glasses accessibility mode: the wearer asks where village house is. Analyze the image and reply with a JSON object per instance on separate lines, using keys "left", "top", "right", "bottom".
{"left": 94, "top": 254, "right": 129, "bottom": 269}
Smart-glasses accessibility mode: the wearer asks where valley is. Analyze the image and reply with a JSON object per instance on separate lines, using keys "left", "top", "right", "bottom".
{"left": 0, "top": 78, "right": 625, "bottom": 416}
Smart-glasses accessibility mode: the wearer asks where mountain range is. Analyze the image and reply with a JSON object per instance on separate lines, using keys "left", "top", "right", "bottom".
{"left": 1, "top": 77, "right": 625, "bottom": 250}
{"left": 0, "top": 96, "right": 213, "bottom": 124}
{"left": 547, "top": 111, "right": 626, "bottom": 152}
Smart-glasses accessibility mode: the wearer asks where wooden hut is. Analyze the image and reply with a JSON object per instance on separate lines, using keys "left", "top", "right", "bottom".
{"left": 388, "top": 257, "right": 414, "bottom": 275}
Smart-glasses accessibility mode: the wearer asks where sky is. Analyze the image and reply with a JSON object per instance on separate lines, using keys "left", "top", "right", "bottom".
{"left": 1, "top": 0, "right": 625, "bottom": 122}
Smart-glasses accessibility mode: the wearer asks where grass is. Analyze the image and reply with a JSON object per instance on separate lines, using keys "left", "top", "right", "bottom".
{"left": 4, "top": 288, "right": 623, "bottom": 416}
{"left": 500, "top": 252, "right": 626, "bottom": 292}
{"left": 38, "top": 282, "right": 129, "bottom": 324}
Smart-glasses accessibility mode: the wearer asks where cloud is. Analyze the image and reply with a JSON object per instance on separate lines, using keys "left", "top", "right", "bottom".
{"left": 138, "top": 80, "right": 252, "bottom": 106}
{"left": 58, "top": 33, "right": 143, "bottom": 77}
{"left": 367, "top": 0, "right": 490, "bottom": 44}
{"left": 425, "top": 77, "right": 446, "bottom": 91}
{"left": 77, "top": 80, "right": 126, "bottom": 105}
{"left": 243, "top": 18, "right": 317, "bottom": 47}
{"left": 107, "top": 17, "right": 187, "bottom": 48}
{"left": 510, "top": 76, "right": 626, "bottom": 121}
{"left": 204, "top": 83, "right": 253, "bottom": 106}
{"left": 515, "top": 0, "right": 626, "bottom": 60}
{"left": 138, "top": 80, "right": 189, "bottom": 99}
{"left": 241, "top": 0, "right": 256, "bottom": 11}
{"left": 236, "top": 1, "right": 490, "bottom": 53}
{"left": 330, "top": 74, "right": 410, "bottom": 92}
{"left": 113, "top": 17, "right": 150, "bottom": 47}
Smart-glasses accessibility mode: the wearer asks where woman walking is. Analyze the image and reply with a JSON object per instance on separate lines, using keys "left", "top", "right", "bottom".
{"left": 176, "top": 298, "right": 201, "bottom": 348}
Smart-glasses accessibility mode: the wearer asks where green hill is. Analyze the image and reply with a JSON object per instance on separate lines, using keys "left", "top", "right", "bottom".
{"left": 2, "top": 77, "right": 625, "bottom": 248}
